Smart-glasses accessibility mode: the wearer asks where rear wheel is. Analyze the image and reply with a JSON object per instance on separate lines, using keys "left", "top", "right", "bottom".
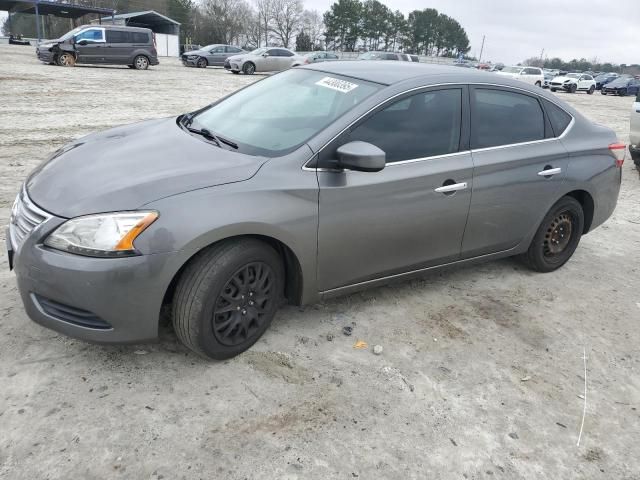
{"left": 587, "top": 85, "right": 595, "bottom": 94}
{"left": 521, "top": 196, "right": 584, "bottom": 273}
{"left": 133, "top": 55, "right": 149, "bottom": 70}
{"left": 56, "top": 52, "right": 75, "bottom": 67}
{"left": 197, "top": 57, "right": 208, "bottom": 68}
{"left": 172, "top": 239, "right": 284, "bottom": 359}
{"left": 243, "top": 62, "right": 256, "bottom": 75}
{"left": 550, "top": 88, "right": 557, "bottom": 92}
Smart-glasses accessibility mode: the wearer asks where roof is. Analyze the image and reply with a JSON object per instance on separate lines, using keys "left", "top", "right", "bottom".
{"left": 100, "top": 10, "right": 180, "bottom": 26}
{"left": 303, "top": 60, "right": 499, "bottom": 86}
{"left": 0, "top": 0, "right": 114, "bottom": 18}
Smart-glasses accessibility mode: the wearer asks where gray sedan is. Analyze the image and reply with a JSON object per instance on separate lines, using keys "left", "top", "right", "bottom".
{"left": 9, "top": 62, "right": 623, "bottom": 359}
{"left": 225, "top": 47, "right": 305, "bottom": 74}
{"left": 181, "top": 44, "right": 245, "bottom": 68}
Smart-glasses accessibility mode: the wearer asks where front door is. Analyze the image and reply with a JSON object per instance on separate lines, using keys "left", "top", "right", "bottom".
{"left": 74, "top": 27, "right": 106, "bottom": 63}
{"left": 317, "top": 87, "right": 473, "bottom": 291}
{"left": 461, "top": 86, "right": 569, "bottom": 258}
{"left": 207, "top": 46, "right": 227, "bottom": 66}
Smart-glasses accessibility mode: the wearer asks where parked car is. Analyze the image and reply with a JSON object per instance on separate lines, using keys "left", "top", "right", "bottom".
{"left": 181, "top": 44, "right": 245, "bottom": 68}
{"left": 630, "top": 91, "right": 640, "bottom": 166}
{"left": 409, "top": 55, "right": 419, "bottom": 62}
{"left": 36, "top": 25, "right": 158, "bottom": 70}
{"left": 293, "top": 51, "right": 339, "bottom": 66}
{"left": 542, "top": 71, "right": 555, "bottom": 89}
{"left": 549, "top": 73, "right": 596, "bottom": 94}
{"left": 357, "top": 51, "right": 410, "bottom": 61}
{"left": 594, "top": 72, "right": 618, "bottom": 90}
{"left": 601, "top": 77, "right": 640, "bottom": 96}
{"left": 224, "top": 47, "right": 304, "bottom": 74}
{"left": 495, "top": 66, "right": 544, "bottom": 87}
{"left": 8, "top": 63, "right": 623, "bottom": 359}
{"left": 9, "top": 34, "right": 30, "bottom": 45}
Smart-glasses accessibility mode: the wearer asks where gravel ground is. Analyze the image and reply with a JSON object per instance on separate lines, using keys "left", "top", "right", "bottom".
{"left": 1, "top": 45, "right": 639, "bottom": 480}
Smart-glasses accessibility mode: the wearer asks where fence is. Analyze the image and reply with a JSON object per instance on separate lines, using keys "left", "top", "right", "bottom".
{"left": 297, "top": 51, "right": 457, "bottom": 65}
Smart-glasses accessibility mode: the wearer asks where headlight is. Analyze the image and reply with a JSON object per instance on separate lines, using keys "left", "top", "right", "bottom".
{"left": 44, "top": 211, "right": 158, "bottom": 257}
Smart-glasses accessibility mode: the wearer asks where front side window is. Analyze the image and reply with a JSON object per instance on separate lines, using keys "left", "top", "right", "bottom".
{"left": 211, "top": 46, "right": 225, "bottom": 53}
{"left": 191, "top": 69, "right": 382, "bottom": 156}
{"left": 348, "top": 89, "right": 462, "bottom": 163}
{"left": 472, "top": 89, "right": 545, "bottom": 149}
{"left": 266, "top": 49, "right": 278, "bottom": 56}
{"left": 74, "top": 28, "right": 105, "bottom": 43}
{"left": 226, "top": 46, "right": 242, "bottom": 53}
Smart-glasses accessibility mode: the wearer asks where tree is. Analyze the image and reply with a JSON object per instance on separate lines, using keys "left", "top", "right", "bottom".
{"left": 270, "top": 0, "right": 303, "bottom": 48}
{"left": 301, "top": 9, "right": 324, "bottom": 49}
{"left": 323, "top": 0, "right": 361, "bottom": 51}
{"left": 296, "top": 30, "right": 312, "bottom": 51}
{"left": 254, "top": 0, "right": 275, "bottom": 47}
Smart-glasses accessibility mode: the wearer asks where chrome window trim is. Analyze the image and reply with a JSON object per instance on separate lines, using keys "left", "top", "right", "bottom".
{"left": 302, "top": 81, "right": 575, "bottom": 171}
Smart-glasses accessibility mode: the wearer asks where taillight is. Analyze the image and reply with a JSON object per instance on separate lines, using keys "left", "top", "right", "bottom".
{"left": 609, "top": 143, "right": 626, "bottom": 167}
{"left": 305, "top": 58, "right": 310, "bottom": 64}
{"left": 153, "top": 32, "right": 156, "bottom": 47}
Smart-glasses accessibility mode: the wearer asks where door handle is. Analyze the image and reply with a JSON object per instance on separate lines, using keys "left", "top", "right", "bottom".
{"left": 434, "top": 182, "right": 468, "bottom": 193}
{"left": 537, "top": 167, "right": 562, "bottom": 177}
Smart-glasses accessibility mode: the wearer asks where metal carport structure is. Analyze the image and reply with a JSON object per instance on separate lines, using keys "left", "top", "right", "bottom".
{"left": 0, "top": 0, "right": 115, "bottom": 42}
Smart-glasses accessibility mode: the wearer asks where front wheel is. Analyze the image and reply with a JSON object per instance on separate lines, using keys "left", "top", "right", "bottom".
{"left": 587, "top": 85, "right": 595, "bottom": 94}
{"left": 535, "top": 81, "right": 542, "bottom": 87}
{"left": 521, "top": 196, "right": 584, "bottom": 273}
{"left": 618, "top": 88, "right": 627, "bottom": 97}
{"left": 601, "top": 90, "right": 607, "bottom": 95}
{"left": 242, "top": 62, "right": 256, "bottom": 75}
{"left": 550, "top": 88, "right": 557, "bottom": 92}
{"left": 569, "top": 83, "right": 577, "bottom": 93}
{"left": 133, "top": 55, "right": 150, "bottom": 70}
{"left": 172, "top": 239, "right": 284, "bottom": 359}
{"left": 57, "top": 52, "right": 75, "bottom": 67}
{"left": 197, "top": 57, "right": 208, "bottom": 68}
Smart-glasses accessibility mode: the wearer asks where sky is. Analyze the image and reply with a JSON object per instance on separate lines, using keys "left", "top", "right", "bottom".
{"left": 1, "top": 0, "right": 636, "bottom": 65}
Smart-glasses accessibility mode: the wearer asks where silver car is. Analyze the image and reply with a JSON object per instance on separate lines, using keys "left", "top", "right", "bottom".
{"left": 181, "top": 44, "right": 245, "bottom": 68}
{"left": 631, "top": 90, "right": 640, "bottom": 166}
{"left": 225, "top": 47, "right": 305, "bottom": 75}
{"left": 8, "top": 62, "right": 623, "bottom": 359}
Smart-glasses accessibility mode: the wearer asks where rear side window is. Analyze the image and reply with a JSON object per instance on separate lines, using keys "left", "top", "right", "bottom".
{"left": 472, "top": 89, "right": 545, "bottom": 149}
{"left": 226, "top": 46, "right": 242, "bottom": 53}
{"left": 385, "top": 53, "right": 398, "bottom": 60}
{"left": 543, "top": 99, "right": 572, "bottom": 136}
{"left": 348, "top": 89, "right": 462, "bottom": 163}
{"left": 131, "top": 32, "right": 149, "bottom": 44}
{"left": 106, "top": 30, "right": 130, "bottom": 43}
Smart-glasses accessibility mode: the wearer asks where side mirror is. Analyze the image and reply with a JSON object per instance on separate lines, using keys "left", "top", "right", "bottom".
{"left": 262, "top": 52, "right": 269, "bottom": 57}
{"left": 336, "top": 141, "right": 385, "bottom": 172}
{"left": 77, "top": 39, "right": 88, "bottom": 46}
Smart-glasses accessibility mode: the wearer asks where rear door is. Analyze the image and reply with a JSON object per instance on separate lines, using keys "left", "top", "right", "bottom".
{"left": 104, "top": 29, "right": 130, "bottom": 64}
{"left": 317, "top": 87, "right": 473, "bottom": 291}
{"left": 462, "top": 87, "right": 570, "bottom": 258}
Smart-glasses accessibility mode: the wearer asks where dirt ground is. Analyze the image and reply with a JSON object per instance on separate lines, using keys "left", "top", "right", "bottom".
{"left": 1, "top": 45, "right": 639, "bottom": 479}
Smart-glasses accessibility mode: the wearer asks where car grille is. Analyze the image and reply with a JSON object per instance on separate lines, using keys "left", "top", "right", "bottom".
{"left": 550, "top": 82, "right": 562, "bottom": 86}
{"left": 9, "top": 187, "right": 50, "bottom": 250}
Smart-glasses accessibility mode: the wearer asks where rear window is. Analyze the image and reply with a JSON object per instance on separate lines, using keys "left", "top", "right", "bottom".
{"left": 472, "top": 89, "right": 545, "bottom": 149}
{"left": 106, "top": 30, "right": 129, "bottom": 43}
{"left": 131, "top": 32, "right": 149, "bottom": 44}
{"left": 543, "top": 100, "right": 572, "bottom": 136}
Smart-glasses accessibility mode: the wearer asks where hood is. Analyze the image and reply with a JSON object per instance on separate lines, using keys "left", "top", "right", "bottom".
{"left": 183, "top": 49, "right": 205, "bottom": 56}
{"left": 227, "top": 53, "right": 247, "bottom": 62}
{"left": 550, "top": 76, "right": 576, "bottom": 83}
{"left": 495, "top": 71, "right": 520, "bottom": 78}
{"left": 26, "top": 118, "right": 268, "bottom": 218}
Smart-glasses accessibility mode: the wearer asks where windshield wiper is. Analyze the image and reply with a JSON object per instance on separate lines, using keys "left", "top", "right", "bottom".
{"left": 180, "top": 113, "right": 238, "bottom": 150}
{"left": 186, "top": 126, "right": 222, "bottom": 148}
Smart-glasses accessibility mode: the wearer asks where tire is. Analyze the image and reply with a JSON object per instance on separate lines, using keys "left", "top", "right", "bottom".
{"left": 601, "top": 90, "right": 607, "bottom": 95}
{"left": 550, "top": 88, "right": 557, "bottom": 92}
{"left": 133, "top": 55, "right": 149, "bottom": 70}
{"left": 587, "top": 85, "right": 595, "bottom": 94}
{"left": 231, "top": 70, "right": 240, "bottom": 74}
{"left": 631, "top": 148, "right": 640, "bottom": 166}
{"left": 521, "top": 196, "right": 584, "bottom": 273}
{"left": 56, "top": 52, "right": 75, "bottom": 67}
{"left": 242, "top": 62, "right": 256, "bottom": 75}
{"left": 172, "top": 239, "right": 285, "bottom": 360}
{"left": 618, "top": 88, "right": 627, "bottom": 97}
{"left": 197, "top": 57, "right": 208, "bottom": 68}
{"left": 569, "top": 83, "right": 577, "bottom": 93}
{"left": 535, "top": 81, "right": 542, "bottom": 87}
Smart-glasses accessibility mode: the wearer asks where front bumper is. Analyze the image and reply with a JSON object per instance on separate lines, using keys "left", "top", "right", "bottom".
{"left": 602, "top": 88, "right": 623, "bottom": 95}
{"left": 549, "top": 82, "right": 572, "bottom": 91}
{"left": 36, "top": 49, "right": 53, "bottom": 63}
{"left": 8, "top": 213, "right": 176, "bottom": 344}
{"left": 181, "top": 55, "right": 199, "bottom": 66}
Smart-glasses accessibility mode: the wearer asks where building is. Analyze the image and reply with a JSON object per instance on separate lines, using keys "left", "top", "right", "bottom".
{"left": 96, "top": 10, "right": 180, "bottom": 57}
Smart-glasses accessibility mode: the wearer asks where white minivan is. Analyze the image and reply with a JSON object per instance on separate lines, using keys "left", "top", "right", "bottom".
{"left": 495, "top": 66, "right": 544, "bottom": 87}
{"left": 631, "top": 91, "right": 640, "bottom": 166}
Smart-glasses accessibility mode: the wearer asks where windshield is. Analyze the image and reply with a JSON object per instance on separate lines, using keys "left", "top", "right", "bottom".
{"left": 249, "top": 48, "right": 267, "bottom": 55}
{"left": 59, "top": 26, "right": 84, "bottom": 41}
{"left": 566, "top": 73, "right": 580, "bottom": 79}
{"left": 608, "top": 77, "right": 630, "bottom": 86}
{"left": 190, "top": 69, "right": 382, "bottom": 157}
{"left": 502, "top": 66, "right": 522, "bottom": 73}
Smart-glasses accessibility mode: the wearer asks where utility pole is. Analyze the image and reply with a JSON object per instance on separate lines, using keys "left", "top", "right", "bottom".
{"left": 540, "top": 48, "right": 545, "bottom": 61}
{"left": 478, "top": 35, "right": 485, "bottom": 62}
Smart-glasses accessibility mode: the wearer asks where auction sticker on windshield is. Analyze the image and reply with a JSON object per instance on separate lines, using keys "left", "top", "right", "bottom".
{"left": 316, "top": 77, "right": 359, "bottom": 93}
